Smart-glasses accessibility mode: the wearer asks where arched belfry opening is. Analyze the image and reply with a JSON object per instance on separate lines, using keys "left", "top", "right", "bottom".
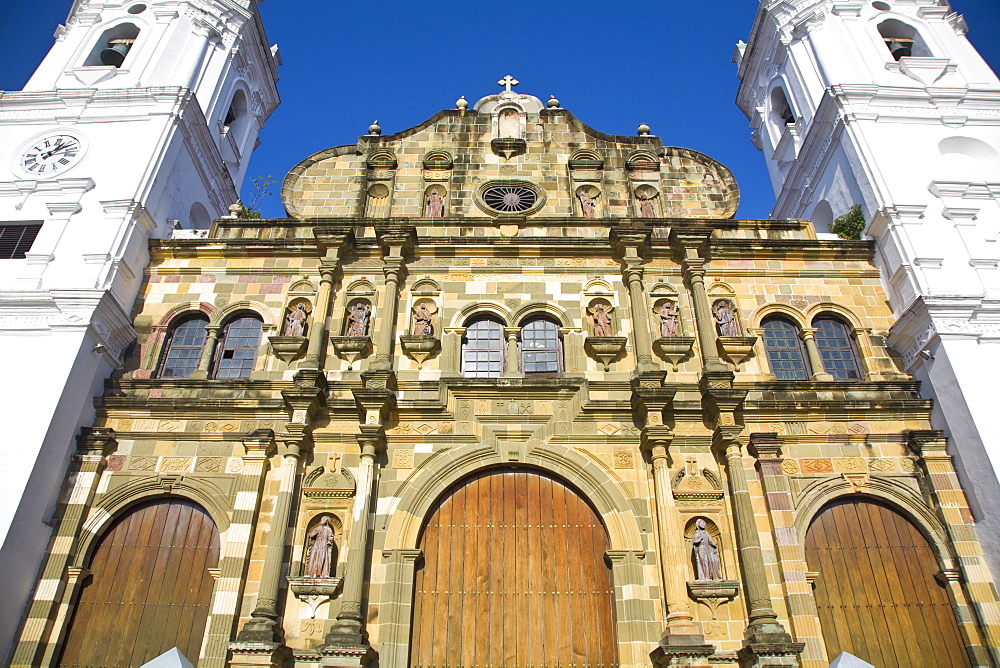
{"left": 410, "top": 467, "right": 618, "bottom": 666}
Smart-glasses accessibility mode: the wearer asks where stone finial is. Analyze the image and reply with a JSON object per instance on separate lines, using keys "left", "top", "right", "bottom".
{"left": 498, "top": 74, "right": 519, "bottom": 92}
{"left": 368, "top": 120, "right": 381, "bottom": 136}
{"left": 456, "top": 96, "right": 468, "bottom": 110}
{"left": 637, "top": 122, "right": 651, "bottom": 136}
{"left": 547, "top": 95, "right": 560, "bottom": 108}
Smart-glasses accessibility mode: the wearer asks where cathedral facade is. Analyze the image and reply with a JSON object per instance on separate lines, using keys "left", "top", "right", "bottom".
{"left": 12, "top": 85, "right": 1000, "bottom": 668}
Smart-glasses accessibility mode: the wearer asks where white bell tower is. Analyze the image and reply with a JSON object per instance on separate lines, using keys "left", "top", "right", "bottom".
{"left": 736, "top": 0, "right": 1000, "bottom": 576}
{"left": 0, "top": 0, "right": 279, "bottom": 658}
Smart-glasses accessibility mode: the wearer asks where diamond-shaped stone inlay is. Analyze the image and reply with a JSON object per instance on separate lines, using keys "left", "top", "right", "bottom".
{"left": 599, "top": 423, "right": 621, "bottom": 436}
{"left": 416, "top": 423, "right": 435, "bottom": 435}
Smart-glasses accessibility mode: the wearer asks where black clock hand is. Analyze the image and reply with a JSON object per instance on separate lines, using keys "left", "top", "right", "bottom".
{"left": 41, "top": 140, "right": 67, "bottom": 160}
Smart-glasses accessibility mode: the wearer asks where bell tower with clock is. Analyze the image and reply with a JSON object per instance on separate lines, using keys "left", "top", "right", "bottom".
{"left": 0, "top": 0, "right": 279, "bottom": 658}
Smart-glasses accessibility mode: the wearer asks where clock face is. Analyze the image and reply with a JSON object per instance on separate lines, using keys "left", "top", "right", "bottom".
{"left": 20, "top": 134, "right": 82, "bottom": 176}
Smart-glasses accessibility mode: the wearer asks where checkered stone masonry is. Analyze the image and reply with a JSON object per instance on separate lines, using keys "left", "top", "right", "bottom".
{"left": 11, "top": 428, "right": 116, "bottom": 668}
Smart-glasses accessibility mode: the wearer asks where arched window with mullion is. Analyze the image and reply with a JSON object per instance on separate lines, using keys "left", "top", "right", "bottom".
{"left": 462, "top": 317, "right": 505, "bottom": 378}
{"left": 761, "top": 316, "right": 810, "bottom": 380}
{"left": 813, "top": 316, "right": 862, "bottom": 380}
{"left": 212, "top": 314, "right": 263, "bottom": 379}
{"left": 158, "top": 314, "right": 209, "bottom": 378}
{"left": 521, "top": 317, "right": 562, "bottom": 376}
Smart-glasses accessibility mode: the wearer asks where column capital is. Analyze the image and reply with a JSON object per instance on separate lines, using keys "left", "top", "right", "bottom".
{"left": 242, "top": 428, "right": 277, "bottom": 459}
{"left": 357, "top": 425, "right": 387, "bottom": 458}
{"left": 668, "top": 227, "right": 712, "bottom": 252}
{"left": 313, "top": 226, "right": 355, "bottom": 264}
{"left": 375, "top": 225, "right": 417, "bottom": 257}
{"left": 75, "top": 426, "right": 117, "bottom": 458}
{"left": 908, "top": 429, "right": 950, "bottom": 459}
{"left": 640, "top": 426, "right": 674, "bottom": 454}
{"left": 609, "top": 225, "right": 651, "bottom": 254}
{"left": 353, "top": 387, "right": 397, "bottom": 428}
{"left": 747, "top": 432, "right": 783, "bottom": 460}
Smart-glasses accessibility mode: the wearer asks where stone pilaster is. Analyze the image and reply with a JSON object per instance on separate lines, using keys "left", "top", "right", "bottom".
{"left": 671, "top": 229, "right": 728, "bottom": 374}
{"left": 611, "top": 225, "right": 659, "bottom": 373}
{"left": 748, "top": 433, "right": 826, "bottom": 667}
{"left": 203, "top": 429, "right": 276, "bottom": 668}
{"left": 11, "top": 427, "right": 116, "bottom": 668}
{"left": 370, "top": 226, "right": 415, "bottom": 371}
{"left": 909, "top": 431, "right": 1000, "bottom": 666}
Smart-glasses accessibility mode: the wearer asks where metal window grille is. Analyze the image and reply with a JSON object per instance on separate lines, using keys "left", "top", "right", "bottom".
{"left": 159, "top": 316, "right": 209, "bottom": 378}
{"left": 0, "top": 223, "right": 42, "bottom": 259}
{"left": 213, "top": 315, "right": 262, "bottom": 379}
{"left": 462, "top": 318, "right": 505, "bottom": 377}
{"left": 762, "top": 317, "right": 809, "bottom": 380}
{"left": 814, "top": 316, "right": 862, "bottom": 380}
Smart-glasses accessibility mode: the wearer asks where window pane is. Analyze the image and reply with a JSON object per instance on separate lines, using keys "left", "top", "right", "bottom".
{"left": 160, "top": 316, "right": 208, "bottom": 378}
{"left": 463, "top": 318, "right": 504, "bottom": 378}
{"left": 814, "top": 317, "right": 861, "bottom": 380}
{"left": 762, "top": 318, "right": 808, "bottom": 380}
{"left": 214, "top": 316, "right": 262, "bottom": 379}
{"left": 521, "top": 318, "right": 561, "bottom": 375}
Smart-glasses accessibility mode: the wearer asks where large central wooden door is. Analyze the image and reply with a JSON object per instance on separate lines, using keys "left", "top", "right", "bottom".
{"left": 58, "top": 497, "right": 220, "bottom": 667}
{"left": 411, "top": 468, "right": 617, "bottom": 667}
{"left": 804, "top": 497, "right": 970, "bottom": 668}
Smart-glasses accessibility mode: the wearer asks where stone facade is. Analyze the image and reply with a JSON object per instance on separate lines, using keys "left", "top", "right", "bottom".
{"left": 734, "top": 0, "right": 1000, "bottom": 581}
{"left": 12, "top": 89, "right": 1000, "bottom": 668}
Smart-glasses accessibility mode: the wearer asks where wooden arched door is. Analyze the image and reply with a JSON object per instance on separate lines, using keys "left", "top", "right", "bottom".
{"left": 411, "top": 468, "right": 617, "bottom": 667}
{"left": 804, "top": 497, "right": 970, "bottom": 667}
{"left": 59, "top": 497, "right": 220, "bottom": 667}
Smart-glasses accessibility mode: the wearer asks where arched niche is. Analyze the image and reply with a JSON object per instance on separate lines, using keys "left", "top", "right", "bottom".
{"left": 189, "top": 202, "right": 212, "bottom": 230}
{"left": 83, "top": 22, "right": 140, "bottom": 67}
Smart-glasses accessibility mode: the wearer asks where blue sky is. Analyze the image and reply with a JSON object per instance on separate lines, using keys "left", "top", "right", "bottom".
{"left": 3, "top": 1, "right": 998, "bottom": 219}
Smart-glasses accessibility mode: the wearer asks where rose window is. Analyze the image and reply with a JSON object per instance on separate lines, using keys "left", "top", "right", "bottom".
{"left": 483, "top": 186, "right": 537, "bottom": 213}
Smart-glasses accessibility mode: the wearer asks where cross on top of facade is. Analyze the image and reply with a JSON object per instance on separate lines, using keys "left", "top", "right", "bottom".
{"left": 498, "top": 75, "right": 519, "bottom": 92}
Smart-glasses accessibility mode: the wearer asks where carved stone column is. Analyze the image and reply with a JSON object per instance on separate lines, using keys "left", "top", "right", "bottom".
{"left": 748, "top": 433, "right": 826, "bottom": 665}
{"left": 11, "top": 428, "right": 116, "bottom": 668}
{"left": 189, "top": 325, "right": 220, "bottom": 379}
{"left": 231, "top": 373, "right": 325, "bottom": 666}
{"left": 302, "top": 228, "right": 353, "bottom": 370}
{"left": 671, "top": 229, "right": 728, "bottom": 373}
{"left": 503, "top": 327, "right": 521, "bottom": 377}
{"left": 370, "top": 227, "right": 415, "bottom": 371}
{"left": 799, "top": 329, "right": 834, "bottom": 381}
{"left": 321, "top": 384, "right": 394, "bottom": 666}
{"left": 611, "top": 226, "right": 658, "bottom": 373}
{"left": 715, "top": 427, "right": 803, "bottom": 667}
{"left": 231, "top": 437, "right": 306, "bottom": 649}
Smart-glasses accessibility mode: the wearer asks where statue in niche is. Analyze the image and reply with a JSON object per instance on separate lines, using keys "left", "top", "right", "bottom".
{"left": 659, "top": 300, "right": 680, "bottom": 338}
{"left": 592, "top": 303, "right": 613, "bottom": 337}
{"left": 347, "top": 303, "right": 371, "bottom": 337}
{"left": 426, "top": 189, "right": 444, "bottom": 218}
{"left": 692, "top": 519, "right": 722, "bottom": 580}
{"left": 412, "top": 303, "right": 434, "bottom": 336}
{"left": 283, "top": 303, "right": 308, "bottom": 337}
{"left": 714, "top": 300, "right": 740, "bottom": 337}
{"left": 306, "top": 516, "right": 335, "bottom": 578}
{"left": 638, "top": 195, "right": 656, "bottom": 219}
{"left": 578, "top": 191, "right": 597, "bottom": 218}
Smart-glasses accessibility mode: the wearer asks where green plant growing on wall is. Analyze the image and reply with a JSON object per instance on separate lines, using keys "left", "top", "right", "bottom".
{"left": 831, "top": 204, "right": 866, "bottom": 240}
{"left": 235, "top": 175, "right": 278, "bottom": 219}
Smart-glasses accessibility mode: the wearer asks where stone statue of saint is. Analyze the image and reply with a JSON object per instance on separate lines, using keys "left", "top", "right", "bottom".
{"left": 426, "top": 189, "right": 444, "bottom": 217}
{"left": 692, "top": 518, "right": 722, "bottom": 580}
{"left": 638, "top": 195, "right": 656, "bottom": 218}
{"left": 714, "top": 300, "right": 739, "bottom": 337}
{"left": 592, "top": 304, "right": 613, "bottom": 337}
{"left": 578, "top": 191, "right": 597, "bottom": 218}
{"left": 412, "top": 303, "right": 434, "bottom": 336}
{"left": 347, "top": 303, "right": 370, "bottom": 337}
{"left": 306, "top": 516, "right": 335, "bottom": 578}
{"left": 284, "top": 303, "right": 308, "bottom": 337}
{"left": 659, "top": 301, "right": 679, "bottom": 338}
